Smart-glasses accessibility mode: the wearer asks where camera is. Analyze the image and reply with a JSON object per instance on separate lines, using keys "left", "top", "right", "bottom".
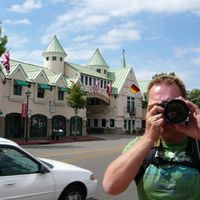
{"left": 160, "top": 99, "right": 189, "bottom": 124}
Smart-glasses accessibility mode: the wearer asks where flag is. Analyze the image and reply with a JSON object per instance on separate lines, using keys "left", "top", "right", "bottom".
{"left": 106, "top": 82, "right": 111, "bottom": 96}
{"left": 129, "top": 83, "right": 140, "bottom": 94}
{"left": 1, "top": 51, "right": 10, "bottom": 73}
{"left": 93, "top": 80, "right": 100, "bottom": 94}
{"left": 21, "top": 103, "right": 27, "bottom": 118}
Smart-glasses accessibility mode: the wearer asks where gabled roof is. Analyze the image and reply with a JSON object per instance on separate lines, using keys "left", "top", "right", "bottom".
{"left": 87, "top": 48, "right": 109, "bottom": 68}
{"left": 109, "top": 67, "right": 131, "bottom": 94}
{"left": 138, "top": 80, "right": 150, "bottom": 98}
{"left": 9, "top": 60, "right": 70, "bottom": 86}
{"left": 68, "top": 62, "right": 110, "bottom": 80}
{"left": 42, "top": 35, "right": 67, "bottom": 56}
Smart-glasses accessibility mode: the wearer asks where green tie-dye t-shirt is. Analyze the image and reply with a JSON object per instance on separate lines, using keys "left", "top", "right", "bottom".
{"left": 123, "top": 137, "right": 200, "bottom": 200}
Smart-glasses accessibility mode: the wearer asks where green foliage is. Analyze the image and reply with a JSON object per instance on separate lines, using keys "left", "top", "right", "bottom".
{"left": 66, "top": 82, "right": 87, "bottom": 114}
{"left": 187, "top": 89, "right": 200, "bottom": 107}
{"left": 0, "top": 22, "right": 7, "bottom": 56}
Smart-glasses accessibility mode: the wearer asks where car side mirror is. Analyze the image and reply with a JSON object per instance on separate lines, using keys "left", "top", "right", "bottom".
{"left": 39, "top": 164, "right": 49, "bottom": 174}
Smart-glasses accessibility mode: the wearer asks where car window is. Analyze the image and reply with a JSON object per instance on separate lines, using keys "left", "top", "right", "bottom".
{"left": 0, "top": 146, "right": 40, "bottom": 176}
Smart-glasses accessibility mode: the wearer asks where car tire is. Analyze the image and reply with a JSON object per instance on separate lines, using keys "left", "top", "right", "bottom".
{"left": 59, "top": 185, "right": 86, "bottom": 200}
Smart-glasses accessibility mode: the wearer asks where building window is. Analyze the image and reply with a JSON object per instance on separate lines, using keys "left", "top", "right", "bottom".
{"left": 52, "top": 56, "right": 56, "bottom": 61}
{"left": 60, "top": 57, "right": 63, "bottom": 62}
{"left": 127, "top": 97, "right": 135, "bottom": 113}
{"left": 85, "top": 76, "right": 88, "bottom": 85}
{"left": 124, "top": 119, "right": 127, "bottom": 130}
{"left": 81, "top": 75, "right": 84, "bottom": 83}
{"left": 110, "top": 119, "right": 115, "bottom": 127}
{"left": 104, "top": 69, "right": 106, "bottom": 74}
{"left": 89, "top": 77, "right": 92, "bottom": 86}
{"left": 37, "top": 88, "right": 44, "bottom": 98}
{"left": 100, "top": 80, "right": 103, "bottom": 88}
{"left": 101, "top": 119, "right": 106, "bottom": 127}
{"left": 58, "top": 91, "right": 64, "bottom": 100}
{"left": 13, "top": 82, "right": 22, "bottom": 96}
{"left": 46, "top": 57, "right": 49, "bottom": 61}
{"left": 96, "top": 69, "right": 101, "bottom": 73}
{"left": 94, "top": 119, "right": 98, "bottom": 127}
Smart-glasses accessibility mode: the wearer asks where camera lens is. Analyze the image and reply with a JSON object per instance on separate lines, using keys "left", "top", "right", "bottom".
{"left": 164, "top": 99, "right": 189, "bottom": 123}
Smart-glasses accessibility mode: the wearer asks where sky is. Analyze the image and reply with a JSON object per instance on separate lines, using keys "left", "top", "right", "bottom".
{"left": 1, "top": 0, "right": 200, "bottom": 90}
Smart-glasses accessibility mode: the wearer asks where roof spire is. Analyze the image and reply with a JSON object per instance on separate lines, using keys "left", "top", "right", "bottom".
{"left": 122, "top": 49, "right": 126, "bottom": 68}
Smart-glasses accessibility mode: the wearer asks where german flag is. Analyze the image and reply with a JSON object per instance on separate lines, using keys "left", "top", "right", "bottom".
{"left": 129, "top": 83, "right": 140, "bottom": 94}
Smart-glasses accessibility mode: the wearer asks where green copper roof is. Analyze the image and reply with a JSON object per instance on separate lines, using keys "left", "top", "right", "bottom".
{"left": 87, "top": 48, "right": 109, "bottom": 68}
{"left": 138, "top": 80, "right": 150, "bottom": 99}
{"left": 109, "top": 67, "right": 131, "bottom": 94}
{"left": 42, "top": 35, "right": 67, "bottom": 56}
{"left": 68, "top": 62, "right": 110, "bottom": 80}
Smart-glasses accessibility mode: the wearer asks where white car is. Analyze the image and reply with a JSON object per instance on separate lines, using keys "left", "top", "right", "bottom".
{"left": 0, "top": 137, "right": 98, "bottom": 200}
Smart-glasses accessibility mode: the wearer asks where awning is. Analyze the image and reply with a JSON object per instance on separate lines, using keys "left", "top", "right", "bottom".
{"left": 15, "top": 79, "right": 29, "bottom": 87}
{"left": 38, "top": 83, "right": 51, "bottom": 90}
{"left": 58, "top": 86, "right": 68, "bottom": 92}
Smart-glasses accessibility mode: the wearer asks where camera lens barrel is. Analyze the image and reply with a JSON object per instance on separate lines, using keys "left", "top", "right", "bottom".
{"left": 162, "top": 99, "right": 189, "bottom": 124}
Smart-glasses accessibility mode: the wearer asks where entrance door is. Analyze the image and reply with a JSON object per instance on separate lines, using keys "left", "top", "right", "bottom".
{"left": 30, "top": 115, "right": 47, "bottom": 137}
{"left": 70, "top": 116, "right": 82, "bottom": 136}
{"left": 5, "top": 113, "right": 24, "bottom": 138}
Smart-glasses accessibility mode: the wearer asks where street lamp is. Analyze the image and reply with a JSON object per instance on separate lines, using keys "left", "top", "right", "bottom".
{"left": 25, "top": 90, "right": 31, "bottom": 142}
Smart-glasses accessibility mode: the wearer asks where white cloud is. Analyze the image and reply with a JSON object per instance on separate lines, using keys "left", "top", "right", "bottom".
{"left": 192, "top": 56, "right": 200, "bottom": 64}
{"left": 9, "top": 0, "right": 42, "bottom": 13}
{"left": 7, "top": 34, "right": 28, "bottom": 49}
{"left": 4, "top": 19, "right": 31, "bottom": 25}
{"left": 79, "top": 0, "right": 200, "bottom": 15}
{"left": 74, "top": 35, "right": 95, "bottom": 42}
{"left": 174, "top": 47, "right": 200, "bottom": 58}
{"left": 98, "top": 27, "right": 141, "bottom": 45}
{"left": 11, "top": 50, "right": 43, "bottom": 65}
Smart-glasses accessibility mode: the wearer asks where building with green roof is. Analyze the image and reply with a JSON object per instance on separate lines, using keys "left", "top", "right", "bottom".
{"left": 0, "top": 36, "right": 142, "bottom": 139}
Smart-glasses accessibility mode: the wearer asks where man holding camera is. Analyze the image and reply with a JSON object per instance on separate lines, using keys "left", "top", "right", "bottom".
{"left": 103, "top": 74, "right": 200, "bottom": 200}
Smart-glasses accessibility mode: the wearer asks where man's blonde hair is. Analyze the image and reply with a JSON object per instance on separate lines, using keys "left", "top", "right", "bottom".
{"left": 147, "top": 74, "right": 187, "bottom": 98}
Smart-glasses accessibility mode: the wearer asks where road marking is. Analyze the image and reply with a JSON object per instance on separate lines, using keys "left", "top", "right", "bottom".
{"left": 35, "top": 146, "right": 123, "bottom": 158}
{"left": 64, "top": 148, "right": 120, "bottom": 163}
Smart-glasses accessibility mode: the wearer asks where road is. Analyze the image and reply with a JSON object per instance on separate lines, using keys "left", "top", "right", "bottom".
{"left": 24, "top": 134, "right": 139, "bottom": 200}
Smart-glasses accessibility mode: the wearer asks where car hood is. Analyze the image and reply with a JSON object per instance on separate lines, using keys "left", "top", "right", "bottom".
{"left": 40, "top": 157, "right": 91, "bottom": 173}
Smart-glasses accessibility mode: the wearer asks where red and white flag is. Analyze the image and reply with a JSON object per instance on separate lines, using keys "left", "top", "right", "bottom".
{"left": 93, "top": 80, "right": 100, "bottom": 94}
{"left": 1, "top": 51, "right": 10, "bottom": 73}
{"left": 106, "top": 82, "right": 111, "bottom": 96}
{"left": 21, "top": 103, "right": 27, "bottom": 118}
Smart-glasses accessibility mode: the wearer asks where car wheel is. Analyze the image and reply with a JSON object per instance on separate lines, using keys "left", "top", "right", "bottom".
{"left": 59, "top": 185, "right": 86, "bottom": 200}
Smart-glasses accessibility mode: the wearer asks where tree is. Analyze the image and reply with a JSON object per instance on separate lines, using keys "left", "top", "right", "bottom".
{"left": 187, "top": 89, "right": 200, "bottom": 108}
{"left": 66, "top": 82, "right": 87, "bottom": 138}
{"left": 0, "top": 22, "right": 8, "bottom": 56}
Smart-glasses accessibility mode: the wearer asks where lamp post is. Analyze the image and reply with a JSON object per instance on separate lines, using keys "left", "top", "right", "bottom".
{"left": 25, "top": 90, "right": 31, "bottom": 142}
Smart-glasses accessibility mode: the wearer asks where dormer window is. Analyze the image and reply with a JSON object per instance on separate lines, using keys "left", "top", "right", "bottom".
{"left": 96, "top": 69, "right": 101, "bottom": 73}
{"left": 13, "top": 82, "right": 22, "bottom": 96}
{"left": 37, "top": 83, "right": 51, "bottom": 98}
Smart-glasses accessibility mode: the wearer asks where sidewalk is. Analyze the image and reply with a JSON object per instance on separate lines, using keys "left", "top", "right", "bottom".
{"left": 14, "top": 135, "right": 105, "bottom": 145}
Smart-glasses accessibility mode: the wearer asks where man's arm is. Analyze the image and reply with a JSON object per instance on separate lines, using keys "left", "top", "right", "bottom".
{"left": 102, "top": 135, "right": 155, "bottom": 195}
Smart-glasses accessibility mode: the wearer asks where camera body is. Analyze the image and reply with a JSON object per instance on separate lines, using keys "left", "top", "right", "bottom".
{"left": 160, "top": 99, "right": 189, "bottom": 124}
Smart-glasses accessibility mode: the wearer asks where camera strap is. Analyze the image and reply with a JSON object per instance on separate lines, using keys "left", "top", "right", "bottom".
{"left": 135, "top": 137, "right": 200, "bottom": 185}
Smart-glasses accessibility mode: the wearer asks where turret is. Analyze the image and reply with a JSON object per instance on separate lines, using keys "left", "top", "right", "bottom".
{"left": 42, "top": 35, "right": 67, "bottom": 74}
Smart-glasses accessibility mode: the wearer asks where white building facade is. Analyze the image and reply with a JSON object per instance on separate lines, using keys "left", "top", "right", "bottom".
{"left": 0, "top": 36, "right": 142, "bottom": 139}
